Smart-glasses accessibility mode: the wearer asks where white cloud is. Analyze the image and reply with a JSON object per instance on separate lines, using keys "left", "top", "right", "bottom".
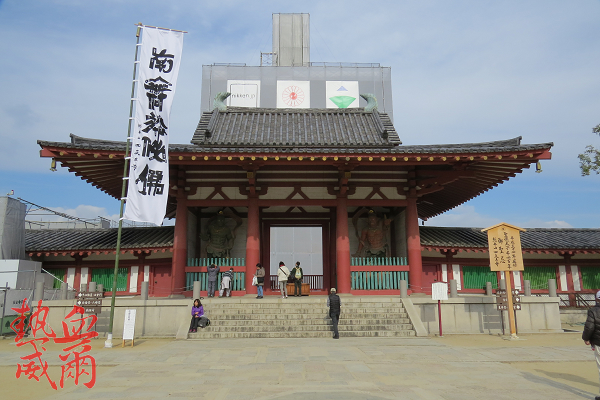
{"left": 425, "top": 205, "right": 502, "bottom": 228}
{"left": 425, "top": 205, "right": 573, "bottom": 229}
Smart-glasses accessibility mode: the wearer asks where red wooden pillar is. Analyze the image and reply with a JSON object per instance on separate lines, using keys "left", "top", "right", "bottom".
{"left": 336, "top": 196, "right": 351, "bottom": 293}
{"left": 406, "top": 196, "right": 423, "bottom": 293}
{"left": 171, "top": 191, "right": 187, "bottom": 295}
{"left": 246, "top": 196, "right": 260, "bottom": 293}
{"left": 563, "top": 254, "right": 575, "bottom": 307}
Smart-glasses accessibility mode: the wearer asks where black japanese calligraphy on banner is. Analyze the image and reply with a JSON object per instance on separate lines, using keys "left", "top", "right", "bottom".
{"left": 124, "top": 27, "right": 184, "bottom": 226}
{"left": 482, "top": 223, "right": 526, "bottom": 272}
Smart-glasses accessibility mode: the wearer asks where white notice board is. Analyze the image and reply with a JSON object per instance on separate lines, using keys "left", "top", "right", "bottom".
{"left": 432, "top": 282, "right": 448, "bottom": 301}
{"left": 123, "top": 309, "right": 136, "bottom": 340}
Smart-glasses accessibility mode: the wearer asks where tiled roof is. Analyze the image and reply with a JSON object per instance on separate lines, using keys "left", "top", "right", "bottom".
{"left": 420, "top": 226, "right": 600, "bottom": 251}
{"left": 37, "top": 131, "right": 552, "bottom": 156}
{"left": 25, "top": 226, "right": 174, "bottom": 253}
{"left": 190, "top": 107, "right": 401, "bottom": 151}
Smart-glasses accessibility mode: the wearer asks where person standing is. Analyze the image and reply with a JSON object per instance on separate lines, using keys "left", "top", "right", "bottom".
{"left": 219, "top": 267, "right": 234, "bottom": 297}
{"left": 583, "top": 290, "right": 600, "bottom": 400}
{"left": 207, "top": 263, "right": 220, "bottom": 298}
{"left": 189, "top": 299, "right": 204, "bottom": 333}
{"left": 255, "top": 263, "right": 265, "bottom": 299}
{"left": 327, "top": 288, "right": 341, "bottom": 339}
{"left": 290, "top": 261, "right": 303, "bottom": 297}
{"left": 276, "top": 261, "right": 290, "bottom": 299}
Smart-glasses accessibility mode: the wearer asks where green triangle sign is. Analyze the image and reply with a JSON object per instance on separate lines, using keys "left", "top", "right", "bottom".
{"left": 329, "top": 95, "right": 356, "bottom": 108}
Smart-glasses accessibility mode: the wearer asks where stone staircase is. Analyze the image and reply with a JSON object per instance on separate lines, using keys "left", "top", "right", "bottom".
{"left": 188, "top": 295, "right": 416, "bottom": 339}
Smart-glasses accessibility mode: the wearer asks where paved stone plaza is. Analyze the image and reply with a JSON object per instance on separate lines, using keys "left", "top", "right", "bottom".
{"left": 1, "top": 332, "right": 598, "bottom": 400}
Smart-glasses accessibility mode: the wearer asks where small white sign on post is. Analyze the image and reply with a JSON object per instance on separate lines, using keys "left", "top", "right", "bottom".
{"left": 122, "top": 309, "right": 136, "bottom": 347}
{"left": 431, "top": 282, "right": 448, "bottom": 337}
{"left": 432, "top": 282, "right": 448, "bottom": 301}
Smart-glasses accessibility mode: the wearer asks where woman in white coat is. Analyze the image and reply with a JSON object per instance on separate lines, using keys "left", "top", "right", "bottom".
{"left": 276, "top": 261, "right": 290, "bottom": 299}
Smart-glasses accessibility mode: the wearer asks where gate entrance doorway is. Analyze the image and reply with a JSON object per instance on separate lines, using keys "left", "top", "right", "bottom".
{"left": 268, "top": 226, "right": 325, "bottom": 291}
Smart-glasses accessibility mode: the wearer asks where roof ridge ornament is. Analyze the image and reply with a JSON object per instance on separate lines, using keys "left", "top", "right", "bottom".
{"left": 360, "top": 93, "right": 378, "bottom": 112}
{"left": 213, "top": 92, "right": 231, "bottom": 112}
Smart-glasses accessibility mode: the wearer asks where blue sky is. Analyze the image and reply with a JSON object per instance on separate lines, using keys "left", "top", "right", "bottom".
{"left": 0, "top": 0, "right": 599, "bottom": 228}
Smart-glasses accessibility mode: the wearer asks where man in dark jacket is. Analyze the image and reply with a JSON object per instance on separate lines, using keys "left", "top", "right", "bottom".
{"left": 583, "top": 290, "right": 600, "bottom": 400}
{"left": 207, "top": 264, "right": 220, "bottom": 298}
{"left": 327, "top": 288, "right": 341, "bottom": 339}
{"left": 290, "top": 261, "right": 303, "bottom": 297}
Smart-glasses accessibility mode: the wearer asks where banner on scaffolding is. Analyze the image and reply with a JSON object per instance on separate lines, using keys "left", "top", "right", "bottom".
{"left": 124, "top": 26, "right": 184, "bottom": 225}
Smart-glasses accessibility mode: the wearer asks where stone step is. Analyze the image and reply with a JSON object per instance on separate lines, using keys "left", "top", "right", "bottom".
{"left": 198, "top": 324, "right": 414, "bottom": 333}
{"left": 186, "top": 296, "right": 416, "bottom": 339}
{"left": 205, "top": 307, "right": 406, "bottom": 315}
{"left": 205, "top": 318, "right": 412, "bottom": 326}
{"left": 204, "top": 302, "right": 405, "bottom": 309}
{"left": 188, "top": 330, "right": 416, "bottom": 339}
{"left": 208, "top": 313, "right": 408, "bottom": 320}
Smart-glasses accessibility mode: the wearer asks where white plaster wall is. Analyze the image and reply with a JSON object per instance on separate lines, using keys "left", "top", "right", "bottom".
{"left": 33, "top": 252, "right": 166, "bottom": 263}
{"left": 348, "top": 187, "right": 376, "bottom": 199}
{"left": 379, "top": 187, "right": 406, "bottom": 200}
{"left": 298, "top": 187, "right": 335, "bottom": 199}
{"left": 573, "top": 254, "right": 600, "bottom": 260}
{"left": 260, "top": 187, "right": 294, "bottom": 200}
{"left": 129, "top": 266, "right": 139, "bottom": 292}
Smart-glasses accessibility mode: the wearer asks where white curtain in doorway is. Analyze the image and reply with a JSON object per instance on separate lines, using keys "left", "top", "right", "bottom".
{"left": 270, "top": 227, "right": 323, "bottom": 275}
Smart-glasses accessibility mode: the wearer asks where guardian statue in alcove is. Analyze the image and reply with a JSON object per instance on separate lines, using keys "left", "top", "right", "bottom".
{"left": 201, "top": 209, "right": 242, "bottom": 259}
{"left": 352, "top": 209, "right": 392, "bottom": 258}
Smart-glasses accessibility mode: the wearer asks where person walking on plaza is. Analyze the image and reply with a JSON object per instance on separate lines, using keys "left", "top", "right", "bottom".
{"left": 255, "top": 263, "right": 265, "bottom": 299}
{"left": 189, "top": 299, "right": 204, "bottom": 333}
{"left": 583, "top": 290, "right": 600, "bottom": 400}
{"left": 219, "top": 267, "right": 234, "bottom": 297}
{"left": 207, "top": 263, "right": 220, "bottom": 298}
{"left": 327, "top": 288, "right": 341, "bottom": 339}
{"left": 290, "top": 261, "right": 303, "bottom": 297}
{"left": 276, "top": 261, "right": 290, "bottom": 299}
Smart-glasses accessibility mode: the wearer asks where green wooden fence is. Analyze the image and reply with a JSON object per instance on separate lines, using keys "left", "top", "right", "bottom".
{"left": 523, "top": 266, "right": 556, "bottom": 290}
{"left": 351, "top": 271, "right": 409, "bottom": 290}
{"left": 43, "top": 268, "right": 66, "bottom": 289}
{"left": 581, "top": 267, "right": 600, "bottom": 290}
{"left": 185, "top": 272, "right": 246, "bottom": 291}
{"left": 351, "top": 257, "right": 407, "bottom": 266}
{"left": 91, "top": 267, "right": 128, "bottom": 292}
{"left": 462, "top": 266, "right": 498, "bottom": 290}
{"left": 187, "top": 258, "right": 245, "bottom": 267}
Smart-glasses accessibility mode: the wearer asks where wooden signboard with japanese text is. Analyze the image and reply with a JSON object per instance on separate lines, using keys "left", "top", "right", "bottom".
{"left": 482, "top": 223, "right": 526, "bottom": 338}
{"left": 482, "top": 223, "right": 525, "bottom": 272}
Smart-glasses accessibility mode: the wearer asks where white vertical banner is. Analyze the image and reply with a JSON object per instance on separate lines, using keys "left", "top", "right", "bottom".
{"left": 124, "top": 27, "right": 184, "bottom": 226}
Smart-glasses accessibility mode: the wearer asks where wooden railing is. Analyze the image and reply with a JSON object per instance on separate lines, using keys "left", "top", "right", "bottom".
{"left": 351, "top": 257, "right": 407, "bottom": 266}
{"left": 351, "top": 271, "right": 409, "bottom": 290}
{"left": 187, "top": 258, "right": 246, "bottom": 267}
{"left": 269, "top": 275, "right": 323, "bottom": 291}
{"left": 185, "top": 272, "right": 246, "bottom": 291}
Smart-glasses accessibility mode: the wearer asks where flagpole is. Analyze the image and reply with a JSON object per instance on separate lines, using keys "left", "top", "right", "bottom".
{"left": 105, "top": 22, "right": 143, "bottom": 349}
